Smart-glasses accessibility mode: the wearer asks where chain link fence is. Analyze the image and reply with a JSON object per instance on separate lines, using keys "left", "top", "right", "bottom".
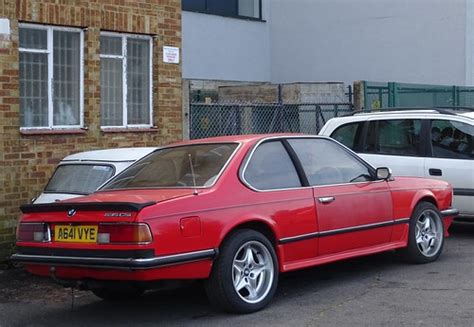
{"left": 189, "top": 101, "right": 354, "bottom": 139}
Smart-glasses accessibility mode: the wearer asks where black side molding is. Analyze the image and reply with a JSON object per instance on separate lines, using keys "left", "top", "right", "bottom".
{"left": 440, "top": 208, "right": 459, "bottom": 217}
{"left": 20, "top": 201, "right": 157, "bottom": 214}
{"left": 453, "top": 188, "right": 474, "bottom": 197}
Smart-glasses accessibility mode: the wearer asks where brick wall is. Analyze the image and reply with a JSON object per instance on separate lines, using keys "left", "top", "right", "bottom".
{"left": 0, "top": 0, "right": 183, "bottom": 261}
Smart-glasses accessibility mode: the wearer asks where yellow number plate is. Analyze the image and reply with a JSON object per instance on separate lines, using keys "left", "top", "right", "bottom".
{"left": 54, "top": 225, "right": 98, "bottom": 243}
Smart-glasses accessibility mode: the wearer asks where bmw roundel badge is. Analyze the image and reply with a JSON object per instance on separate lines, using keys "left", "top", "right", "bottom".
{"left": 67, "top": 208, "right": 77, "bottom": 217}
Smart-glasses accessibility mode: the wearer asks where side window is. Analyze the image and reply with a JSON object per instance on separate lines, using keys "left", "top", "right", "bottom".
{"left": 243, "top": 141, "right": 301, "bottom": 190}
{"left": 288, "top": 138, "right": 373, "bottom": 186}
{"left": 330, "top": 122, "right": 364, "bottom": 150}
{"left": 364, "top": 119, "right": 421, "bottom": 156}
{"left": 431, "top": 120, "right": 473, "bottom": 159}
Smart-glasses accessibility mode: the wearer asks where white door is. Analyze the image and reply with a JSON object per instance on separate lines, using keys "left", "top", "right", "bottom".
{"left": 424, "top": 119, "right": 474, "bottom": 217}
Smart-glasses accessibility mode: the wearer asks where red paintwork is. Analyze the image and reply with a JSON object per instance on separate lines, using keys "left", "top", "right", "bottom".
{"left": 17, "top": 134, "right": 455, "bottom": 282}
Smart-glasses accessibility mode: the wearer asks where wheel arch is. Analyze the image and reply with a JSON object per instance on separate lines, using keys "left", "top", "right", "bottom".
{"left": 410, "top": 191, "right": 439, "bottom": 217}
{"left": 216, "top": 218, "right": 281, "bottom": 268}
{"left": 219, "top": 219, "right": 279, "bottom": 248}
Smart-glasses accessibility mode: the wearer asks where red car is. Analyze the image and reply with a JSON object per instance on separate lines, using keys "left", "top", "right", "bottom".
{"left": 12, "top": 135, "right": 458, "bottom": 313}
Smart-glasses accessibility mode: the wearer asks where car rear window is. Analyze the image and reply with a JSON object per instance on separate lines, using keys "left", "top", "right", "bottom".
{"left": 102, "top": 143, "right": 238, "bottom": 189}
{"left": 45, "top": 164, "right": 115, "bottom": 194}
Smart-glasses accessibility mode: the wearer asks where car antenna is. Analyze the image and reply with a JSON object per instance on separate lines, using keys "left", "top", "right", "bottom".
{"left": 188, "top": 154, "right": 199, "bottom": 195}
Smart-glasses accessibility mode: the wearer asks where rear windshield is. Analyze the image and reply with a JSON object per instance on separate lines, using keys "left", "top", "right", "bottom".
{"left": 102, "top": 143, "right": 238, "bottom": 190}
{"left": 45, "top": 164, "right": 115, "bottom": 195}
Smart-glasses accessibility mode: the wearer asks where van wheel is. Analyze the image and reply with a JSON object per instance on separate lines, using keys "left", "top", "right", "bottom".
{"left": 401, "top": 202, "right": 444, "bottom": 264}
{"left": 205, "top": 229, "right": 278, "bottom": 313}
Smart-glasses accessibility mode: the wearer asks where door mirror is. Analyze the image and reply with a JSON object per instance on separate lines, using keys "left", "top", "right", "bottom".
{"left": 376, "top": 167, "right": 392, "bottom": 180}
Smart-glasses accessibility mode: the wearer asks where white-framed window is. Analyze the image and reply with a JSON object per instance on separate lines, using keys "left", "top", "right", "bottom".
{"left": 19, "top": 23, "right": 84, "bottom": 129}
{"left": 100, "top": 32, "right": 153, "bottom": 128}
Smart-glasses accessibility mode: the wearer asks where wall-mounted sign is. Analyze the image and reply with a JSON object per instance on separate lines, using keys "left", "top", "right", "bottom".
{"left": 163, "top": 46, "right": 180, "bottom": 64}
{"left": 0, "top": 18, "right": 10, "bottom": 35}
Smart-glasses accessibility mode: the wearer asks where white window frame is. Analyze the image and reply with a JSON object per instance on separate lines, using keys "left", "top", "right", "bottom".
{"left": 18, "top": 23, "right": 84, "bottom": 130}
{"left": 99, "top": 32, "right": 153, "bottom": 129}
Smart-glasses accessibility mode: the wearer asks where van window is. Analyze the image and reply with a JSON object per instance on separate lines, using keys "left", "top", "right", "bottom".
{"left": 431, "top": 120, "right": 473, "bottom": 159}
{"left": 364, "top": 119, "right": 421, "bottom": 156}
{"left": 330, "top": 122, "right": 364, "bottom": 150}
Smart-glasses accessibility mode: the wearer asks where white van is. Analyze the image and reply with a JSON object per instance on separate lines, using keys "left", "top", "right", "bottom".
{"left": 33, "top": 148, "right": 158, "bottom": 204}
{"left": 319, "top": 109, "right": 474, "bottom": 219}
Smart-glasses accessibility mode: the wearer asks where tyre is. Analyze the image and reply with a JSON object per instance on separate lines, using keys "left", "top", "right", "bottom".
{"left": 205, "top": 229, "right": 278, "bottom": 313}
{"left": 92, "top": 286, "right": 144, "bottom": 301}
{"left": 400, "top": 202, "right": 444, "bottom": 264}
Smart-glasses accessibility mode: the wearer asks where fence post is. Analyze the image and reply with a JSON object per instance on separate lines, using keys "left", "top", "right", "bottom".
{"left": 182, "top": 80, "right": 191, "bottom": 140}
{"left": 452, "top": 85, "right": 459, "bottom": 107}
{"left": 388, "top": 82, "right": 399, "bottom": 107}
{"left": 353, "top": 81, "right": 365, "bottom": 111}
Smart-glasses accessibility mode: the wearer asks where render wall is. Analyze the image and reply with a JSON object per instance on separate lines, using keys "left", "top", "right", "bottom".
{"left": 0, "top": 0, "right": 182, "bottom": 260}
{"left": 270, "top": 0, "right": 468, "bottom": 86}
{"left": 182, "top": 0, "right": 271, "bottom": 83}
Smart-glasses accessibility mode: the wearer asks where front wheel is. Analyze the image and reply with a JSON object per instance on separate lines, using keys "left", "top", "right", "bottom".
{"left": 400, "top": 202, "right": 444, "bottom": 264}
{"left": 205, "top": 229, "right": 278, "bottom": 313}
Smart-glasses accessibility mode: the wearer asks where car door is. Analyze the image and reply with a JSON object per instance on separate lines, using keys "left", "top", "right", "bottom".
{"left": 424, "top": 119, "right": 474, "bottom": 216}
{"left": 287, "top": 138, "right": 393, "bottom": 256}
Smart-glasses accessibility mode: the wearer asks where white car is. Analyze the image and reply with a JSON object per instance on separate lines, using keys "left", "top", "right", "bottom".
{"left": 319, "top": 109, "right": 474, "bottom": 219}
{"left": 33, "top": 148, "right": 158, "bottom": 204}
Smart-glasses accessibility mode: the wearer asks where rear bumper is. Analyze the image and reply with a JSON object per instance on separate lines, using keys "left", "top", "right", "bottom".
{"left": 440, "top": 208, "right": 459, "bottom": 217}
{"left": 10, "top": 248, "right": 217, "bottom": 270}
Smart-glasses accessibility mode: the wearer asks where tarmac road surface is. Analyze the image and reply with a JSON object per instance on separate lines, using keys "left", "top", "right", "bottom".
{"left": 1, "top": 222, "right": 473, "bottom": 326}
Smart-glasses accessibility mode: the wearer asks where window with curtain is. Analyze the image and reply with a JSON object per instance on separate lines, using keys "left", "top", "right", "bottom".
{"left": 19, "top": 25, "right": 83, "bottom": 128}
{"left": 100, "top": 34, "right": 152, "bottom": 127}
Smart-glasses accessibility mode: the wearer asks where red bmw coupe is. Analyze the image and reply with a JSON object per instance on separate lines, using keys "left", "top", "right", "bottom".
{"left": 12, "top": 134, "right": 458, "bottom": 313}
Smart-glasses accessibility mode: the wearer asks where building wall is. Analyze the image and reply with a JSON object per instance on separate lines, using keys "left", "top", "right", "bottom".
{"left": 182, "top": 0, "right": 271, "bottom": 82}
{"left": 270, "top": 0, "right": 468, "bottom": 86}
{"left": 0, "top": 0, "right": 182, "bottom": 260}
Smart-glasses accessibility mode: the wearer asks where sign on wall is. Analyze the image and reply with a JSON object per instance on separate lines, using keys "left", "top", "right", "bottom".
{"left": 163, "top": 46, "right": 180, "bottom": 64}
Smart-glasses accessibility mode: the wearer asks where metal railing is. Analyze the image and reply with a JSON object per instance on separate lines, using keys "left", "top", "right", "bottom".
{"left": 363, "top": 81, "right": 474, "bottom": 109}
{"left": 189, "top": 101, "right": 354, "bottom": 139}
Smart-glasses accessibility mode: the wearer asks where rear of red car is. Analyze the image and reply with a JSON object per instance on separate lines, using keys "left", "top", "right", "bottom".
{"left": 11, "top": 193, "right": 217, "bottom": 286}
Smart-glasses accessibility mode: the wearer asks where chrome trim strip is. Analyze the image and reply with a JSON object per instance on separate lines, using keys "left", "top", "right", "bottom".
{"left": 440, "top": 208, "right": 459, "bottom": 217}
{"left": 239, "top": 135, "right": 381, "bottom": 193}
{"left": 10, "top": 248, "right": 216, "bottom": 270}
{"left": 279, "top": 218, "right": 411, "bottom": 244}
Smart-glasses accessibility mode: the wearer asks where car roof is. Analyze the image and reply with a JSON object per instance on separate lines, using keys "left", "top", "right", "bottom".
{"left": 352, "top": 108, "right": 474, "bottom": 119}
{"left": 169, "top": 133, "right": 306, "bottom": 146}
{"left": 61, "top": 147, "right": 159, "bottom": 162}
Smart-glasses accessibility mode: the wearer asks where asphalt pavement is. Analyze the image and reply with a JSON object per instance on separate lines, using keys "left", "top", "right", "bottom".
{"left": 1, "top": 222, "right": 473, "bottom": 326}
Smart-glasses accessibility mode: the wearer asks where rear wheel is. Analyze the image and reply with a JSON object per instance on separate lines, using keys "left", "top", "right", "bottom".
{"left": 92, "top": 286, "right": 144, "bottom": 301}
{"left": 205, "top": 229, "right": 278, "bottom": 313}
{"left": 401, "top": 202, "right": 444, "bottom": 264}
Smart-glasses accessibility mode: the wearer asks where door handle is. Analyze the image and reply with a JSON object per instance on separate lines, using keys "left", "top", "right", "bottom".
{"left": 429, "top": 168, "right": 442, "bottom": 176}
{"left": 318, "top": 196, "right": 335, "bottom": 204}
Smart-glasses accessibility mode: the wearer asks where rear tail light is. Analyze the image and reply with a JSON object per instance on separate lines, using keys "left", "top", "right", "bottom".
{"left": 97, "top": 223, "right": 153, "bottom": 244}
{"left": 17, "top": 223, "right": 51, "bottom": 242}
